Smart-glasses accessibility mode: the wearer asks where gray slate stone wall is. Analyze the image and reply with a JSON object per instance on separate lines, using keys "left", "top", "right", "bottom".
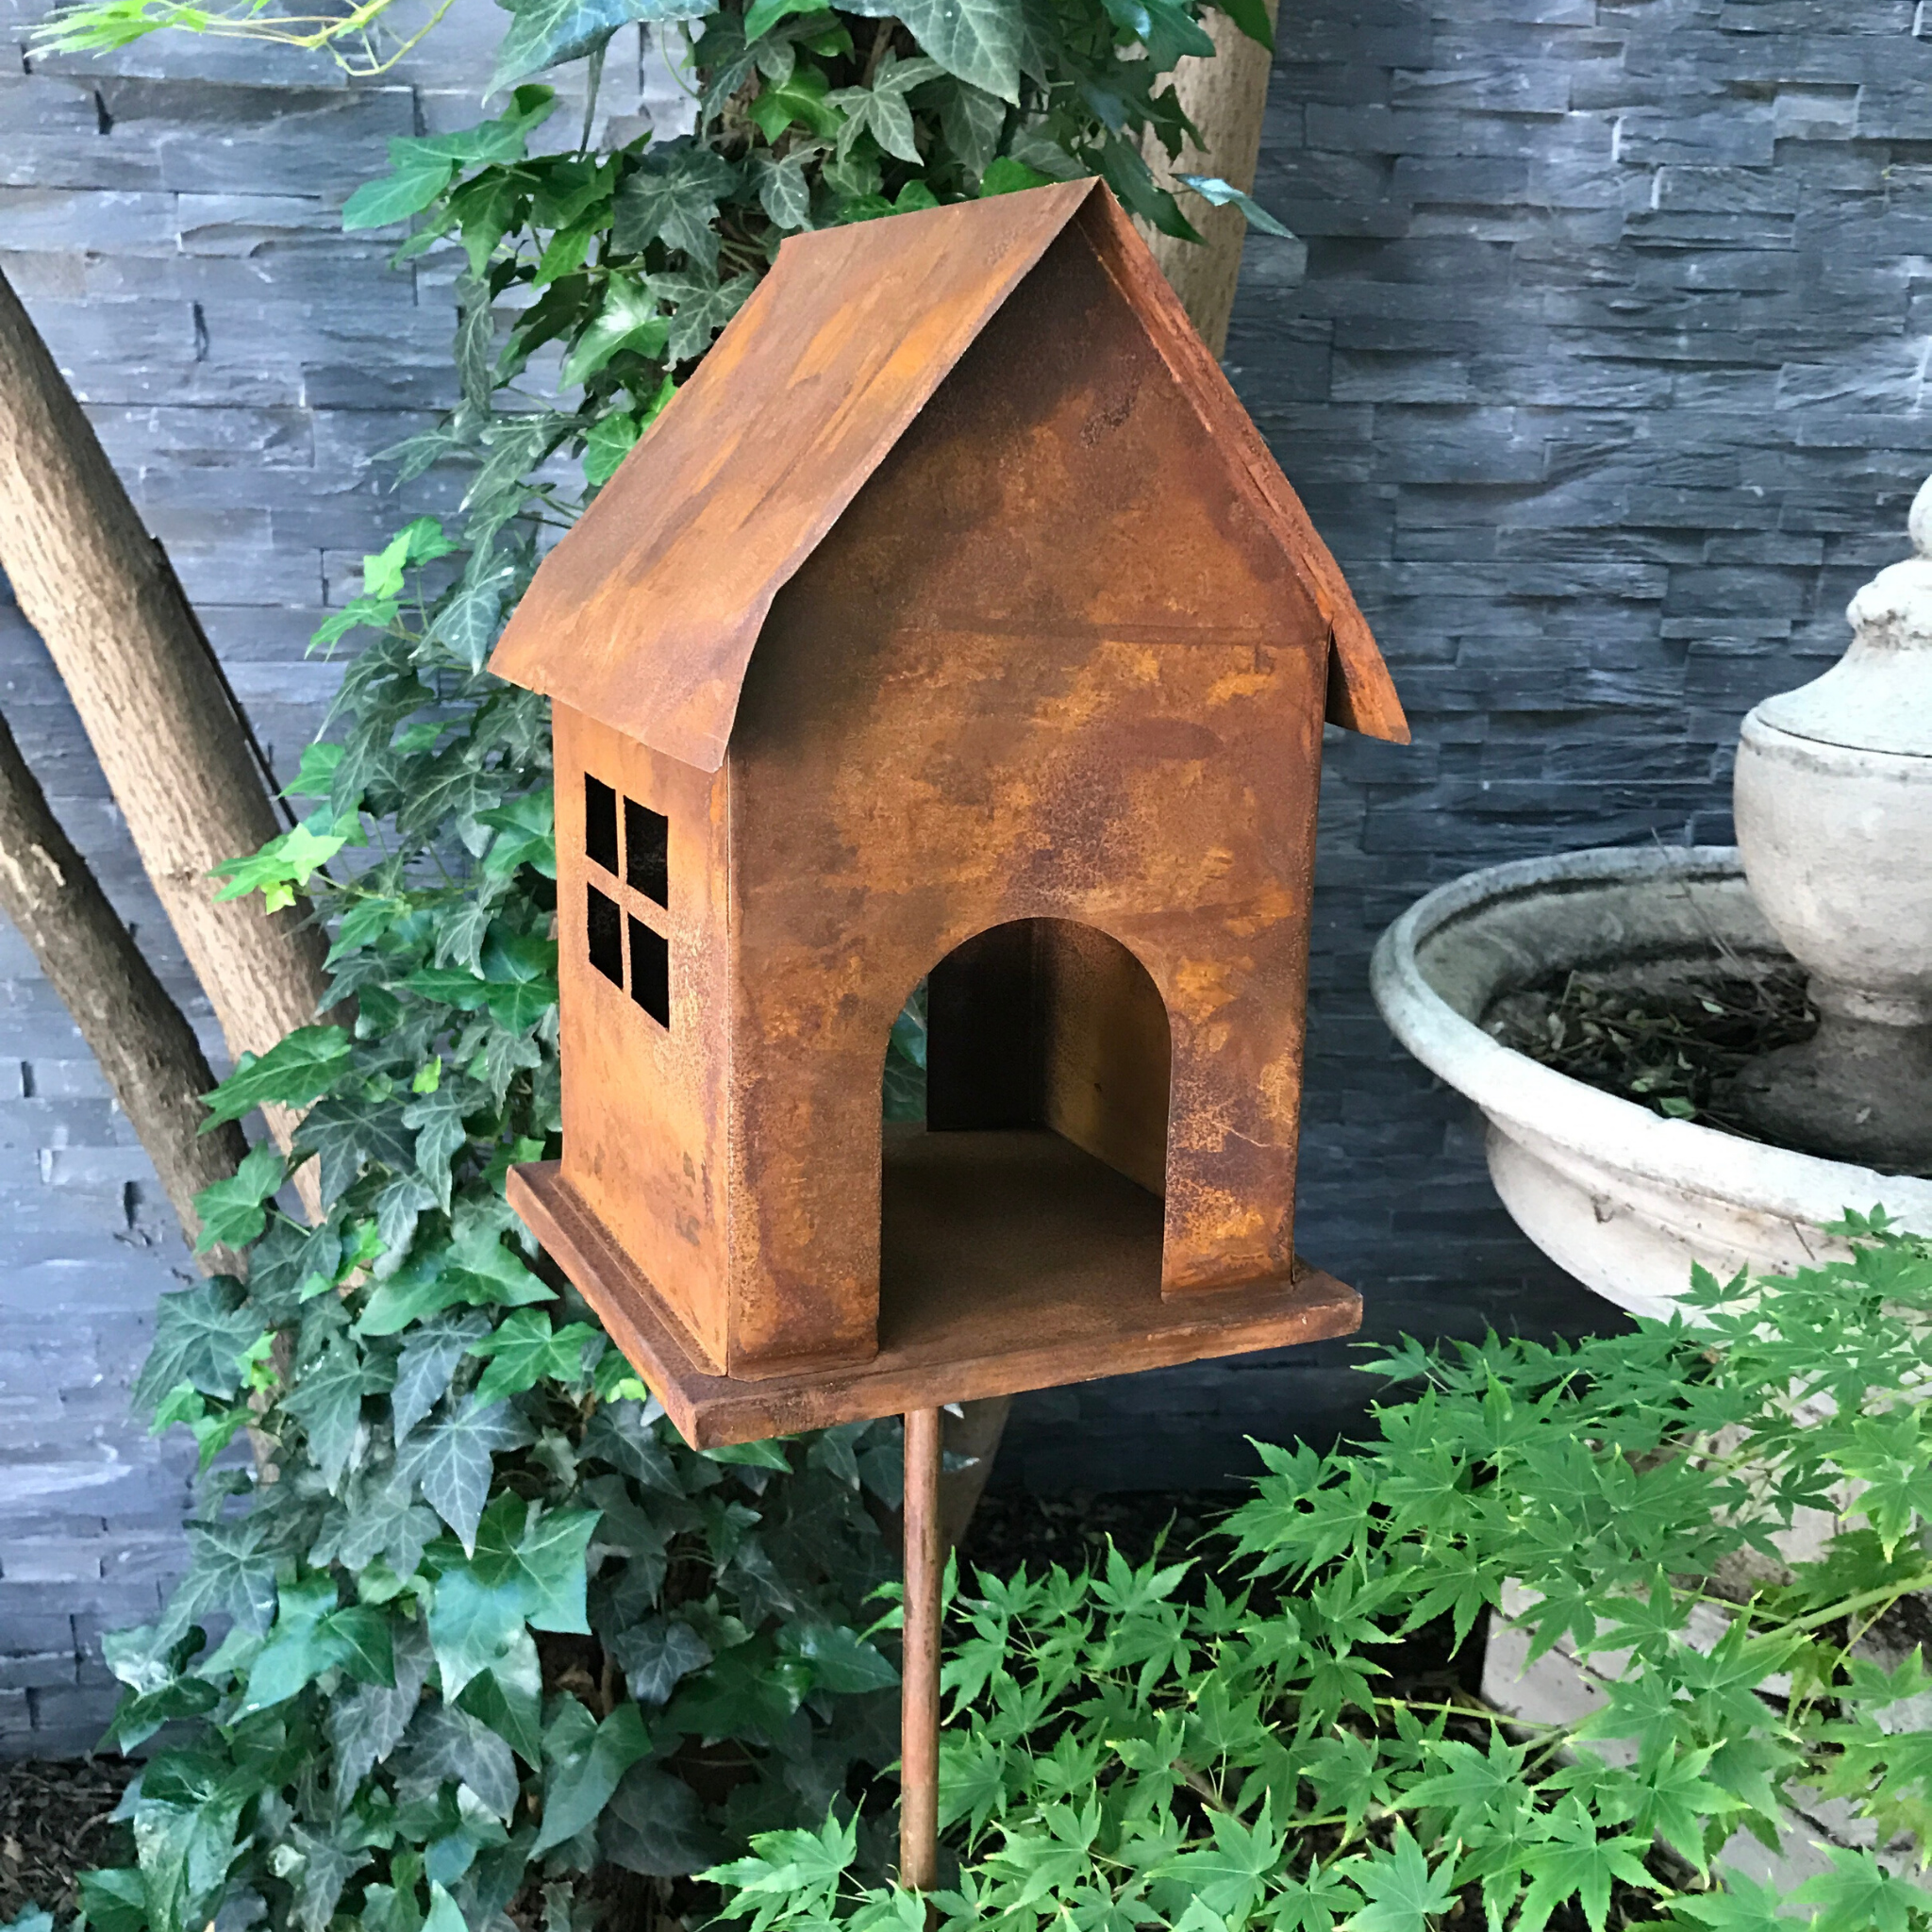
{"left": 0, "top": 0, "right": 1926, "bottom": 1741}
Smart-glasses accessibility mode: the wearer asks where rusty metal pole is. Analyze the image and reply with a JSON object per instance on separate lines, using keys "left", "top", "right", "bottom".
{"left": 900, "top": 1407, "right": 943, "bottom": 1892}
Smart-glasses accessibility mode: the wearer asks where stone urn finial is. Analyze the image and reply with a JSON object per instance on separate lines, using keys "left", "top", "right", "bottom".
{"left": 1732, "top": 475, "right": 1932, "bottom": 1172}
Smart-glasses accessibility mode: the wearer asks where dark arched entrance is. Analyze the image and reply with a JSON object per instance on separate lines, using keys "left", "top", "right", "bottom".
{"left": 879, "top": 919, "right": 1173, "bottom": 1348}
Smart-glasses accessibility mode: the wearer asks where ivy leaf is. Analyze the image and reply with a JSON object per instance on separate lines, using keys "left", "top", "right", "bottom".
{"left": 891, "top": 0, "right": 1023, "bottom": 104}
{"left": 611, "top": 142, "right": 741, "bottom": 274}
{"left": 602, "top": 1763, "right": 725, "bottom": 1877}
{"left": 295, "top": 1096, "right": 416, "bottom": 1206}
{"left": 403, "top": 1081, "right": 477, "bottom": 1211}
{"left": 400, "top": 1701, "right": 522, "bottom": 1821}
{"left": 191, "top": 1144, "right": 288, "bottom": 1254}
{"left": 328, "top": 1621, "right": 432, "bottom": 1797}
{"left": 282, "top": 1336, "right": 392, "bottom": 1490}
{"left": 324, "top": 1463, "right": 443, "bottom": 1579}
{"left": 491, "top": 0, "right": 711, "bottom": 97}
{"left": 159, "top": 1518, "right": 278, "bottom": 1643}
{"left": 467, "top": 1309, "right": 602, "bottom": 1407}
{"left": 533, "top": 1702, "right": 651, "bottom": 1853}
{"left": 400, "top": 1397, "right": 537, "bottom": 1553}
{"left": 202, "top": 1026, "right": 354, "bottom": 1129}
{"left": 478, "top": 790, "right": 557, "bottom": 881}
{"left": 133, "top": 1278, "right": 264, "bottom": 1409}
{"left": 827, "top": 54, "right": 941, "bottom": 164}
{"left": 1176, "top": 172, "right": 1293, "bottom": 238}
{"left": 935, "top": 77, "right": 1006, "bottom": 179}
{"left": 375, "top": 1173, "right": 441, "bottom": 1272}
{"left": 779, "top": 1622, "right": 898, "bottom": 1694}
{"left": 656, "top": 272, "right": 758, "bottom": 366}
{"left": 394, "top": 1311, "right": 494, "bottom": 1444}
{"left": 426, "top": 569, "right": 512, "bottom": 675}
{"left": 560, "top": 275, "right": 670, "bottom": 388}
{"left": 473, "top": 1496, "right": 602, "bottom": 1634}
{"left": 749, "top": 148, "right": 814, "bottom": 230}
{"left": 342, "top": 145, "right": 457, "bottom": 231}
{"left": 242, "top": 1577, "right": 395, "bottom": 1714}
{"left": 609, "top": 1617, "right": 712, "bottom": 1706}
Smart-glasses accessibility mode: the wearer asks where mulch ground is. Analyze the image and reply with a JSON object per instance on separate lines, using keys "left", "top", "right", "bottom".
{"left": 0, "top": 1756, "right": 137, "bottom": 1924}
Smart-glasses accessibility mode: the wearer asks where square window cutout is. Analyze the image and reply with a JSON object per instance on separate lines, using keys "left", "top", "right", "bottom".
{"left": 585, "top": 774, "right": 619, "bottom": 874}
{"left": 588, "top": 884, "right": 623, "bottom": 986}
{"left": 625, "top": 798, "right": 669, "bottom": 908}
{"left": 628, "top": 915, "right": 669, "bottom": 1028}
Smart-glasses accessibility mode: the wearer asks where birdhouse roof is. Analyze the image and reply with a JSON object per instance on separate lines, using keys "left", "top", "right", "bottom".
{"left": 490, "top": 178, "right": 1406, "bottom": 772}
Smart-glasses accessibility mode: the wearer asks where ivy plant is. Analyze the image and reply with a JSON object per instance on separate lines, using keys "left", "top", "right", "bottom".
{"left": 710, "top": 1218, "right": 1932, "bottom": 1931}
{"left": 38, "top": 0, "right": 1283, "bottom": 1929}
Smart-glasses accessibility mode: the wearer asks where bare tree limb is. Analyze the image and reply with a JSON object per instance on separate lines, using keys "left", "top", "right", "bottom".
{"left": 0, "top": 697, "right": 247, "bottom": 1269}
{"left": 0, "top": 263, "right": 333, "bottom": 1203}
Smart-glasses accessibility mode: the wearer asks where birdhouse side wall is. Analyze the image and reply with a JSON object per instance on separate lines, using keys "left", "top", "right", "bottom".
{"left": 715, "top": 217, "right": 1332, "bottom": 1372}
{"left": 553, "top": 704, "right": 734, "bottom": 1372}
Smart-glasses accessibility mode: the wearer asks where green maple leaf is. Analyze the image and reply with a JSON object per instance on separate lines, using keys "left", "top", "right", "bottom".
{"left": 1341, "top": 1825, "right": 1457, "bottom": 1932}
{"left": 1401, "top": 1733, "right": 1529, "bottom": 1840}
{"left": 1154, "top": 1800, "right": 1281, "bottom": 1921}
{"left": 1516, "top": 1801, "right": 1653, "bottom": 1932}
{"left": 1664, "top": 1869, "right": 1806, "bottom": 1928}
{"left": 1790, "top": 1847, "right": 1922, "bottom": 1932}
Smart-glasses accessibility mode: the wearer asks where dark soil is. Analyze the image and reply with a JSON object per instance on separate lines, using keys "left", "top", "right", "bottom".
{"left": 0, "top": 1757, "right": 136, "bottom": 1924}
{"left": 1486, "top": 957, "right": 1816, "bottom": 1141}
{"left": 959, "top": 1485, "right": 1237, "bottom": 1579}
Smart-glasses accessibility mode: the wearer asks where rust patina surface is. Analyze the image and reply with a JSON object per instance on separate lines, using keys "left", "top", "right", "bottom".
{"left": 492, "top": 182, "right": 1406, "bottom": 1443}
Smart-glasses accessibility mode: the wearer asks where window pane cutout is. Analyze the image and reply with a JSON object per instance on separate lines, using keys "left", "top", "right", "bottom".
{"left": 625, "top": 798, "right": 669, "bottom": 907}
{"left": 585, "top": 774, "right": 619, "bottom": 874}
{"left": 628, "top": 915, "right": 670, "bottom": 1028}
{"left": 588, "top": 884, "right": 623, "bottom": 985}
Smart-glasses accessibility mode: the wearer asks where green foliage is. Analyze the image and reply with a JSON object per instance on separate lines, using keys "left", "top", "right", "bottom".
{"left": 46, "top": 0, "right": 1282, "bottom": 1928}
{"left": 708, "top": 1222, "right": 1932, "bottom": 1931}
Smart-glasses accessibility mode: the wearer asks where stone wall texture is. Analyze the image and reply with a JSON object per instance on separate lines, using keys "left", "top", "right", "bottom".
{"left": 0, "top": 0, "right": 1927, "bottom": 1748}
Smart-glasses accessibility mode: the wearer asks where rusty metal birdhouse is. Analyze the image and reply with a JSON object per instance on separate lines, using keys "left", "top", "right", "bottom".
{"left": 491, "top": 177, "right": 1408, "bottom": 1453}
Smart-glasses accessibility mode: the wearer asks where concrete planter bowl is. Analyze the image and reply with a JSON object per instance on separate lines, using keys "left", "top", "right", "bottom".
{"left": 1369, "top": 842, "right": 1932, "bottom": 1321}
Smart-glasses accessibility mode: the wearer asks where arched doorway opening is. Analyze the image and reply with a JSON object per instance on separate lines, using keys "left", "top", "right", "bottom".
{"left": 878, "top": 919, "right": 1172, "bottom": 1348}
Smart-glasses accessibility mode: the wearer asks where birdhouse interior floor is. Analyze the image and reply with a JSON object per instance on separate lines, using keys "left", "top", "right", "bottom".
{"left": 508, "top": 1131, "right": 1359, "bottom": 1448}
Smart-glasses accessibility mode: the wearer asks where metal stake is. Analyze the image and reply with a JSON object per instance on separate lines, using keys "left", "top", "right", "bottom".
{"left": 900, "top": 1406, "right": 943, "bottom": 1892}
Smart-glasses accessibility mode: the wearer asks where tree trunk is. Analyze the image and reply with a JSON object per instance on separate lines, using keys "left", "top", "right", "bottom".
{"left": 0, "top": 264, "right": 333, "bottom": 1192}
{"left": 1141, "top": 0, "right": 1285, "bottom": 358}
{"left": 0, "top": 700, "right": 247, "bottom": 1267}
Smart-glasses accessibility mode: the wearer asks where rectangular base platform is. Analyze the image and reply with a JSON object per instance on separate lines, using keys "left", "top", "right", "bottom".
{"left": 508, "top": 1125, "right": 1360, "bottom": 1448}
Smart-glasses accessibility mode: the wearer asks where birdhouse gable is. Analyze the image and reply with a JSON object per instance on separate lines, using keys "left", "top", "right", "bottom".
{"left": 489, "top": 180, "right": 1406, "bottom": 772}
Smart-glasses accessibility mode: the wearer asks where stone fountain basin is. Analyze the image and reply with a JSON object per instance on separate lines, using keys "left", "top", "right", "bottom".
{"left": 1370, "top": 844, "right": 1932, "bottom": 1321}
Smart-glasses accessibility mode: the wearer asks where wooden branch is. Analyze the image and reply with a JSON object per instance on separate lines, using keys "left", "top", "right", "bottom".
{"left": 1140, "top": 0, "right": 1285, "bottom": 358}
{"left": 0, "top": 699, "right": 247, "bottom": 1266}
{"left": 0, "top": 263, "right": 334, "bottom": 1192}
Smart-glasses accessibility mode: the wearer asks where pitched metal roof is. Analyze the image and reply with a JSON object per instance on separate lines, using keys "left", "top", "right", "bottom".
{"left": 490, "top": 178, "right": 1406, "bottom": 770}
